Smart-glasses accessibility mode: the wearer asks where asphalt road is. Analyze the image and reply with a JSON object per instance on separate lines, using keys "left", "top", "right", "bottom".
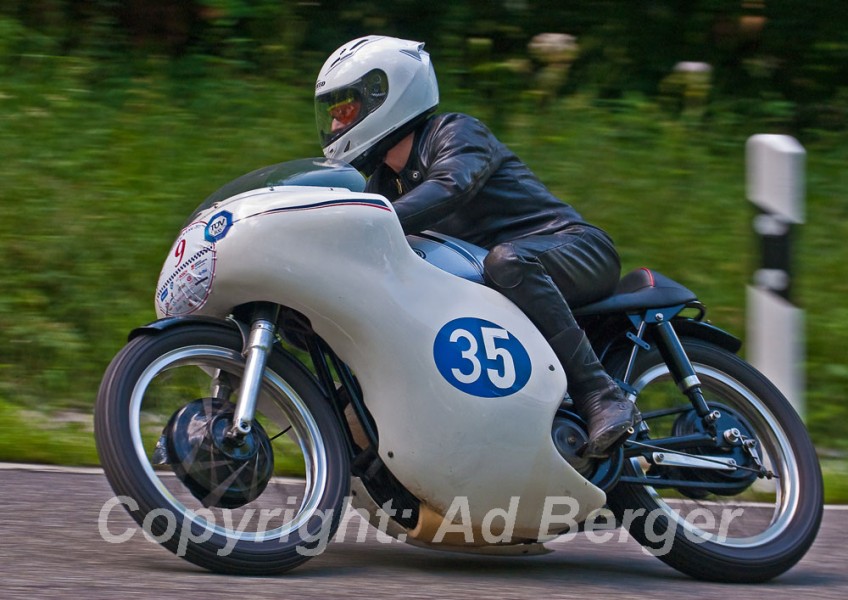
{"left": 1, "top": 464, "right": 846, "bottom": 599}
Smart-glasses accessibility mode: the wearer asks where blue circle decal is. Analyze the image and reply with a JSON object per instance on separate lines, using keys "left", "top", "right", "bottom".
{"left": 205, "top": 210, "right": 233, "bottom": 243}
{"left": 433, "top": 318, "right": 532, "bottom": 397}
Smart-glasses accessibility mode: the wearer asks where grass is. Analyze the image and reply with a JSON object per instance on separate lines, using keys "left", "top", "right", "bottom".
{"left": 0, "top": 399, "right": 99, "bottom": 466}
{"left": 0, "top": 55, "right": 846, "bottom": 498}
{"left": 821, "top": 456, "right": 848, "bottom": 504}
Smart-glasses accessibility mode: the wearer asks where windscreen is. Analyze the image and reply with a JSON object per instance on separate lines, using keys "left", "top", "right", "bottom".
{"left": 188, "top": 158, "right": 366, "bottom": 222}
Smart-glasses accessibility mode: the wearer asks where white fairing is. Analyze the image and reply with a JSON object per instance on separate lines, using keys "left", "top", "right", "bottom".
{"left": 156, "top": 183, "right": 605, "bottom": 541}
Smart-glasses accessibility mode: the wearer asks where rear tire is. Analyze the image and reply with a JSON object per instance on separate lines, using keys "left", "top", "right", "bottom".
{"left": 95, "top": 323, "right": 350, "bottom": 574}
{"left": 605, "top": 338, "right": 822, "bottom": 582}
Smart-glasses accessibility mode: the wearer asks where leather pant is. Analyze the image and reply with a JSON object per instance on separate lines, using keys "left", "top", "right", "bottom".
{"left": 482, "top": 224, "right": 621, "bottom": 340}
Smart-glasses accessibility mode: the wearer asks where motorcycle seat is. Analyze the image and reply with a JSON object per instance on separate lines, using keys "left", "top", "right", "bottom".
{"left": 573, "top": 267, "right": 698, "bottom": 315}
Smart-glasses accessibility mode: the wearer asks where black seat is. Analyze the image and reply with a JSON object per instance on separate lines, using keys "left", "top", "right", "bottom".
{"left": 573, "top": 268, "right": 697, "bottom": 316}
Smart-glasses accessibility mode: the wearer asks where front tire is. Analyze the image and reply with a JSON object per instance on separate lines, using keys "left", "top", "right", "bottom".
{"left": 605, "top": 338, "right": 823, "bottom": 582}
{"left": 95, "top": 323, "right": 350, "bottom": 574}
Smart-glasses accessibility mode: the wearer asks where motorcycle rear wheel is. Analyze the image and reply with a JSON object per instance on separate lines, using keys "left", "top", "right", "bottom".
{"left": 95, "top": 322, "right": 350, "bottom": 574}
{"left": 605, "top": 338, "right": 823, "bottom": 582}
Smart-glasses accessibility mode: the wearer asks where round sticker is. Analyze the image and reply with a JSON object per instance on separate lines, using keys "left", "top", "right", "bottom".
{"left": 205, "top": 210, "right": 233, "bottom": 242}
{"left": 433, "top": 318, "right": 532, "bottom": 397}
{"left": 156, "top": 221, "right": 216, "bottom": 316}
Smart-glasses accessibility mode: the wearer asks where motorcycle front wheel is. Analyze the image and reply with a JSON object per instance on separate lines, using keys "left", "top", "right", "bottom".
{"left": 605, "top": 337, "right": 823, "bottom": 583}
{"left": 94, "top": 322, "right": 350, "bottom": 574}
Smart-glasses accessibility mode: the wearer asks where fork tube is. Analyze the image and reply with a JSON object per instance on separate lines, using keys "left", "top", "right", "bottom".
{"left": 210, "top": 369, "right": 235, "bottom": 401}
{"left": 653, "top": 319, "right": 712, "bottom": 418}
{"left": 229, "top": 303, "right": 280, "bottom": 438}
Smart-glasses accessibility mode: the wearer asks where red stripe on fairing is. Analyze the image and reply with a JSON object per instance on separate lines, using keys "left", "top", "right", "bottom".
{"left": 291, "top": 202, "right": 393, "bottom": 213}
{"left": 245, "top": 199, "right": 393, "bottom": 221}
{"left": 640, "top": 267, "right": 655, "bottom": 287}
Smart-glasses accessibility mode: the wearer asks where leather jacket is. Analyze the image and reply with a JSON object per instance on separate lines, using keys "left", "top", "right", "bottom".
{"left": 365, "top": 113, "right": 588, "bottom": 249}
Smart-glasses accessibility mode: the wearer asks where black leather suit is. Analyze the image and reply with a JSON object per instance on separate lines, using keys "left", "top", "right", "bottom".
{"left": 365, "top": 112, "right": 621, "bottom": 342}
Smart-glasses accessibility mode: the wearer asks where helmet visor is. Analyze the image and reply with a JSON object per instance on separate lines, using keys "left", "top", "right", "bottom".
{"left": 316, "top": 69, "right": 388, "bottom": 149}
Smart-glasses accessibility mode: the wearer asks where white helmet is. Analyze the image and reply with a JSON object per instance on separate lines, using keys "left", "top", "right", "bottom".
{"left": 315, "top": 36, "right": 439, "bottom": 174}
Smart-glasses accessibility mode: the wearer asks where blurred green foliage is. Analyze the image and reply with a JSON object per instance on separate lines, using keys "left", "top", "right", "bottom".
{"left": 2, "top": 1, "right": 847, "bottom": 125}
{"left": 0, "top": 2, "right": 846, "bottom": 467}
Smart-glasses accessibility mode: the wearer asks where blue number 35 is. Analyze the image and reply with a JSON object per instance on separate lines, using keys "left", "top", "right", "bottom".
{"left": 433, "top": 318, "right": 532, "bottom": 398}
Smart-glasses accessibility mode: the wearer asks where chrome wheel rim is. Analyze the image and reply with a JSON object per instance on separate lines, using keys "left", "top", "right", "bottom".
{"left": 129, "top": 345, "right": 328, "bottom": 542}
{"left": 631, "top": 362, "right": 799, "bottom": 548}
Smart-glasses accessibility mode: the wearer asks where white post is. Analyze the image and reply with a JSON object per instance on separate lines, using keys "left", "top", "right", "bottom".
{"left": 745, "top": 134, "right": 806, "bottom": 418}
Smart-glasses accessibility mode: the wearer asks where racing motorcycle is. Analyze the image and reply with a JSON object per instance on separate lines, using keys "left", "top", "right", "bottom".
{"left": 94, "top": 158, "right": 822, "bottom": 582}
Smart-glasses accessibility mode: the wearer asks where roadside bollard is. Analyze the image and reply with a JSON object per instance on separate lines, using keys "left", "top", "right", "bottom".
{"left": 745, "top": 134, "right": 806, "bottom": 418}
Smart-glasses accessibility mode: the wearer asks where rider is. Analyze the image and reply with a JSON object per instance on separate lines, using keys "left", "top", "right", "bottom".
{"left": 314, "top": 36, "right": 637, "bottom": 457}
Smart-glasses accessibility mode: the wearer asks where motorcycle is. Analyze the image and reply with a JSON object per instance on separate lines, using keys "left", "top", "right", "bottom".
{"left": 94, "top": 158, "right": 822, "bottom": 582}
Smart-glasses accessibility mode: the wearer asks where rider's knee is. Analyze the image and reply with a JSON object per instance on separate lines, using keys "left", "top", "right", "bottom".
{"left": 483, "top": 243, "right": 525, "bottom": 289}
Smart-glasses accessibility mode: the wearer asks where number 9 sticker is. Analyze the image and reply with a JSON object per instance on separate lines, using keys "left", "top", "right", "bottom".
{"left": 433, "top": 318, "right": 532, "bottom": 397}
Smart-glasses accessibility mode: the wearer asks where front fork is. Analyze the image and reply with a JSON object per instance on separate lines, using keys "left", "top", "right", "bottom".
{"left": 617, "top": 306, "right": 773, "bottom": 478}
{"left": 225, "top": 303, "right": 280, "bottom": 439}
{"left": 621, "top": 306, "right": 720, "bottom": 433}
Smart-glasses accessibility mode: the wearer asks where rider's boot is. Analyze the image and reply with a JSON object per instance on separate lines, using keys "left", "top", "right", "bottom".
{"left": 550, "top": 327, "right": 638, "bottom": 458}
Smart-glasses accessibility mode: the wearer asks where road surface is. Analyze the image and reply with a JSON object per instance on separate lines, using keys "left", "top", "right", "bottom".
{"left": 1, "top": 464, "right": 845, "bottom": 599}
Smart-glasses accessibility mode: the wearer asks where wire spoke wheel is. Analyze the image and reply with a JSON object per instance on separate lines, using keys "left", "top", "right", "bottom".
{"left": 605, "top": 337, "right": 823, "bottom": 582}
{"left": 95, "top": 323, "right": 349, "bottom": 574}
